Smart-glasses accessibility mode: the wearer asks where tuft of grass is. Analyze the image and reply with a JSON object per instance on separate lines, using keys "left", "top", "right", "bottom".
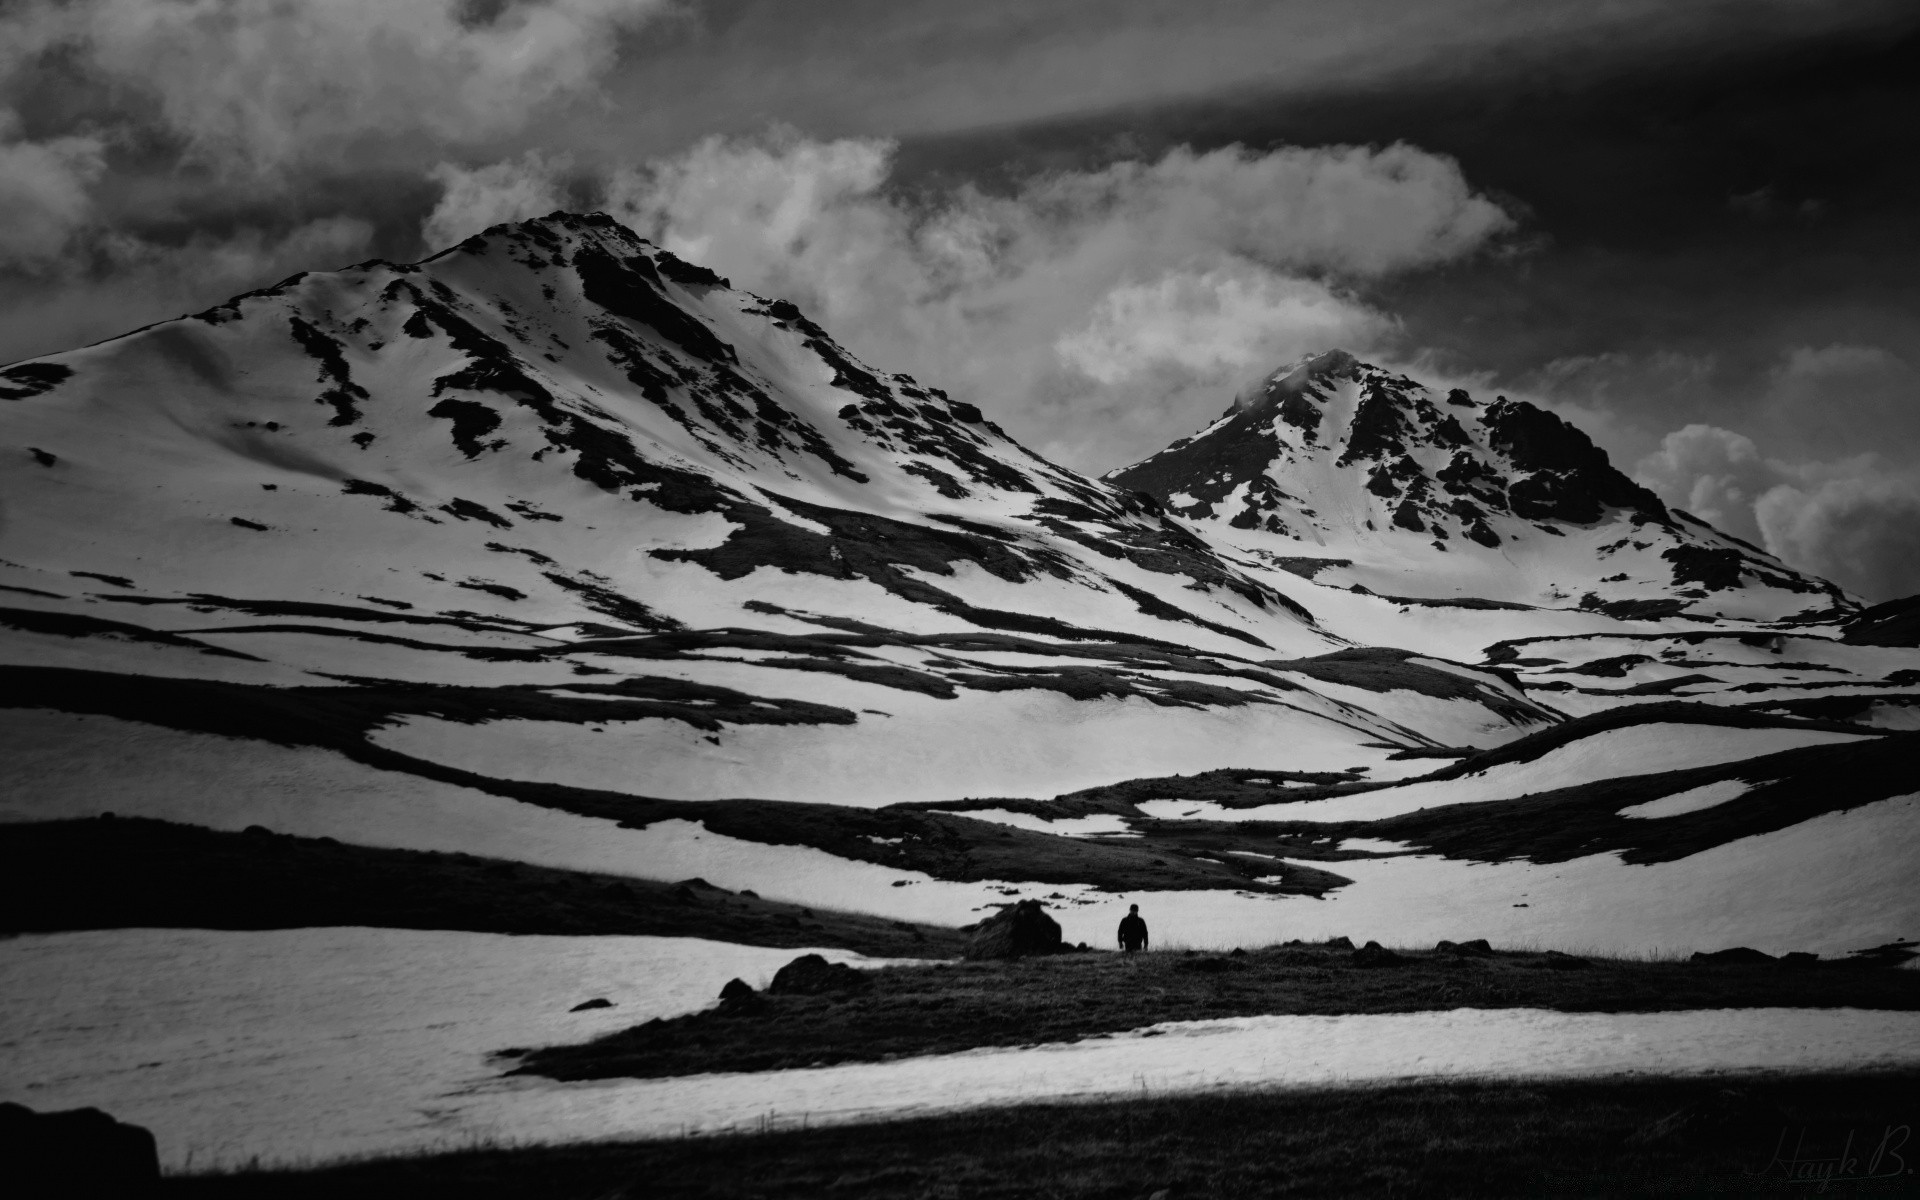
{"left": 157, "top": 1070, "right": 1920, "bottom": 1198}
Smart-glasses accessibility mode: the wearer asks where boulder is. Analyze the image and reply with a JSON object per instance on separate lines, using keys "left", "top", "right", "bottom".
{"left": 1690, "top": 947, "right": 1776, "bottom": 965}
{"left": 1323, "top": 936, "right": 1355, "bottom": 950}
{"left": 718, "top": 978, "right": 755, "bottom": 1003}
{"left": 0, "top": 1102, "right": 160, "bottom": 1197}
{"left": 962, "top": 899, "right": 1062, "bottom": 960}
{"left": 768, "top": 954, "right": 871, "bottom": 995}
{"left": 1436, "top": 938, "right": 1494, "bottom": 957}
{"left": 1351, "top": 940, "right": 1405, "bottom": 967}
{"left": 569, "top": 997, "right": 614, "bottom": 1011}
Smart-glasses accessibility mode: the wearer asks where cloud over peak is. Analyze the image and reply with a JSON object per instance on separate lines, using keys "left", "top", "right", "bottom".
{"left": 593, "top": 132, "right": 1510, "bottom": 468}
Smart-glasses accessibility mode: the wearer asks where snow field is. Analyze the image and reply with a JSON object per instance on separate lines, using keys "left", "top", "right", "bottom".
{"left": 7, "top": 928, "right": 1917, "bottom": 1171}
{"left": 366, "top": 684, "right": 1410, "bottom": 805}
{"left": 9, "top": 708, "right": 1914, "bottom": 957}
{"left": 0, "top": 930, "right": 900, "bottom": 1171}
{"left": 0, "top": 709, "right": 1125, "bottom": 927}
{"left": 1619, "top": 779, "right": 1758, "bottom": 819}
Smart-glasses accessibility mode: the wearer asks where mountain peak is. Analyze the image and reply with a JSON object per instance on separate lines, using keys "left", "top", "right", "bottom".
{"left": 1110, "top": 355, "right": 1845, "bottom": 618}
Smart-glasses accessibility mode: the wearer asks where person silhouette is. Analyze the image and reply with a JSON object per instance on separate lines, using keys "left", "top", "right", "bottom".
{"left": 1117, "top": 903, "right": 1149, "bottom": 953}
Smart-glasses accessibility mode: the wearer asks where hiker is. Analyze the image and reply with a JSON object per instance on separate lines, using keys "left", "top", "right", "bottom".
{"left": 1117, "top": 903, "right": 1149, "bottom": 953}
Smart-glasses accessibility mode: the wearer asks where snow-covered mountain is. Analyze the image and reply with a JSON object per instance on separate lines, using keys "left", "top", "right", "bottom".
{"left": 1109, "top": 350, "right": 1850, "bottom": 621}
{"left": 2, "top": 212, "right": 1916, "bottom": 958}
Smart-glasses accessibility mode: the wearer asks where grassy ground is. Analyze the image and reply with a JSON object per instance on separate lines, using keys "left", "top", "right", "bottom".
{"left": 0, "top": 816, "right": 964, "bottom": 958}
{"left": 164, "top": 1070, "right": 1920, "bottom": 1198}
{"left": 516, "top": 942, "right": 1920, "bottom": 1082}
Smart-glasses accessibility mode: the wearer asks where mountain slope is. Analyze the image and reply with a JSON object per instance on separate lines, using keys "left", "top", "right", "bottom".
{"left": 0, "top": 213, "right": 1560, "bottom": 816}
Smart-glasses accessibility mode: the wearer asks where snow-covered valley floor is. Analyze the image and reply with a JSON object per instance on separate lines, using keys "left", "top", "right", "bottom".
{"left": 3, "top": 927, "right": 1917, "bottom": 1173}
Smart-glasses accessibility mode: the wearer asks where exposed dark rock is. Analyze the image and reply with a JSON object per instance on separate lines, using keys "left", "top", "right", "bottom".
{"left": 1350, "top": 940, "right": 1405, "bottom": 967}
{"left": 718, "top": 978, "right": 755, "bottom": 1003}
{"left": 0, "top": 362, "right": 74, "bottom": 401}
{"left": 654, "top": 251, "right": 729, "bottom": 289}
{"left": 287, "top": 316, "right": 369, "bottom": 426}
{"left": 1662, "top": 545, "right": 1747, "bottom": 592}
{"left": 963, "top": 898, "right": 1063, "bottom": 960}
{"left": 1689, "top": 947, "right": 1777, "bottom": 965}
{"left": 1482, "top": 397, "right": 1667, "bottom": 524}
{"left": 427, "top": 397, "right": 505, "bottom": 457}
{"left": 1436, "top": 938, "right": 1494, "bottom": 957}
{"left": 573, "top": 245, "right": 737, "bottom": 365}
{"left": 1841, "top": 593, "right": 1920, "bottom": 647}
{"left": 768, "top": 953, "right": 872, "bottom": 994}
{"left": 570, "top": 997, "right": 615, "bottom": 1011}
{"left": 0, "top": 1102, "right": 160, "bottom": 1195}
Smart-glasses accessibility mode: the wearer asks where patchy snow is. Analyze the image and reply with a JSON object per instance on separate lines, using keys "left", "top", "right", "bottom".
{"left": 0, "top": 929, "right": 908, "bottom": 1172}
{"left": 4, "top": 929, "right": 1913, "bottom": 1172}
{"left": 947, "top": 809, "right": 1135, "bottom": 837}
{"left": 1865, "top": 701, "right": 1920, "bottom": 731}
{"left": 368, "top": 689, "right": 1414, "bottom": 806}
{"left": 1131, "top": 723, "right": 1873, "bottom": 824}
{"left": 1339, "top": 837, "right": 1416, "bottom": 853}
{"left": 1620, "top": 779, "right": 1757, "bottom": 819}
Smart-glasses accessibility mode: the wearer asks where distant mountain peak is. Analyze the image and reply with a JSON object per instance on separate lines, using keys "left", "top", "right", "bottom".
{"left": 1110, "top": 351, "right": 1847, "bottom": 618}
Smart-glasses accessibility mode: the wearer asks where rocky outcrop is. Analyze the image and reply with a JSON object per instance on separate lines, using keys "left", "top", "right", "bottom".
{"left": 767, "top": 953, "right": 871, "bottom": 995}
{"left": 963, "top": 899, "right": 1063, "bottom": 960}
{"left": 1689, "top": 947, "right": 1776, "bottom": 965}
{"left": 1350, "top": 940, "right": 1405, "bottom": 967}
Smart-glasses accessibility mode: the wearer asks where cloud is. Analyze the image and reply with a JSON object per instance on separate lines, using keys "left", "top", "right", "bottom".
{"left": 1756, "top": 472, "right": 1920, "bottom": 603}
{"left": 7, "top": 0, "right": 670, "bottom": 176}
{"left": 0, "top": 112, "right": 106, "bottom": 268}
{"left": 422, "top": 153, "right": 572, "bottom": 248}
{"left": 1634, "top": 423, "right": 1778, "bottom": 544}
{"left": 1056, "top": 269, "right": 1389, "bottom": 385}
{"left": 604, "top": 132, "right": 1508, "bottom": 468}
{"left": 1635, "top": 420, "right": 1920, "bottom": 601}
{"left": 0, "top": 216, "right": 374, "bottom": 363}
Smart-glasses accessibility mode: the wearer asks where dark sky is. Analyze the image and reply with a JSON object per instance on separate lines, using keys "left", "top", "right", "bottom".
{"left": 3, "top": 0, "right": 1916, "bottom": 596}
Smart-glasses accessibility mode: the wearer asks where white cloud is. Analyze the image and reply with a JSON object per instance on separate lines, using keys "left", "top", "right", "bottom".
{"left": 422, "top": 154, "right": 571, "bottom": 249}
{"left": 1056, "top": 269, "right": 1387, "bottom": 385}
{"left": 1635, "top": 421, "right": 1920, "bottom": 602}
{"left": 3, "top": 0, "right": 670, "bottom": 175}
{"left": 0, "top": 112, "right": 106, "bottom": 268}
{"left": 1756, "top": 472, "right": 1920, "bottom": 604}
{"left": 1635, "top": 423, "right": 1777, "bottom": 544}
{"left": 604, "top": 132, "right": 1508, "bottom": 469}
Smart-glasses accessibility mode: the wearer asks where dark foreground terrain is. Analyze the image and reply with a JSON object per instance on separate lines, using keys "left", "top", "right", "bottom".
{"left": 0, "top": 816, "right": 963, "bottom": 958}
{"left": 518, "top": 941, "right": 1920, "bottom": 1081}
{"left": 166, "top": 1071, "right": 1920, "bottom": 1198}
